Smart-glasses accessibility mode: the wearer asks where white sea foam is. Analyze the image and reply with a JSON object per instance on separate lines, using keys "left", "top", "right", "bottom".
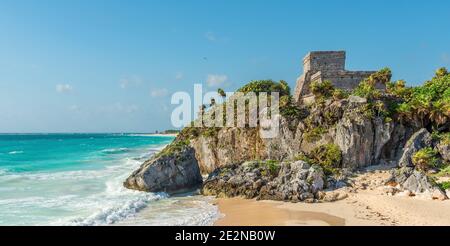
{"left": 8, "top": 151, "right": 24, "bottom": 155}
{"left": 68, "top": 192, "right": 169, "bottom": 226}
{"left": 101, "top": 148, "right": 130, "bottom": 154}
{"left": 0, "top": 140, "right": 221, "bottom": 226}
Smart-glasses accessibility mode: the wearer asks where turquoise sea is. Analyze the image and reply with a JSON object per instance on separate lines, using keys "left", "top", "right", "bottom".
{"left": 0, "top": 134, "right": 219, "bottom": 226}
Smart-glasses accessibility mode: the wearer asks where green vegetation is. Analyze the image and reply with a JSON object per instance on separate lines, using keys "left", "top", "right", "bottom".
{"left": 248, "top": 160, "right": 281, "bottom": 177}
{"left": 296, "top": 144, "right": 342, "bottom": 175}
{"left": 442, "top": 133, "right": 450, "bottom": 145}
{"left": 162, "top": 129, "right": 180, "bottom": 134}
{"left": 332, "top": 88, "right": 349, "bottom": 100}
{"left": 279, "top": 95, "right": 304, "bottom": 120}
{"left": 393, "top": 68, "right": 449, "bottom": 129}
{"left": 438, "top": 181, "right": 450, "bottom": 191}
{"left": 303, "top": 126, "right": 327, "bottom": 143}
{"left": 217, "top": 88, "right": 226, "bottom": 98}
{"left": 237, "top": 79, "right": 290, "bottom": 97}
{"left": 310, "top": 80, "right": 335, "bottom": 99}
{"left": 386, "top": 80, "right": 413, "bottom": 100}
{"left": 353, "top": 80, "right": 382, "bottom": 100}
{"left": 201, "top": 127, "right": 220, "bottom": 138}
{"left": 353, "top": 68, "right": 392, "bottom": 101}
{"left": 412, "top": 147, "right": 440, "bottom": 171}
{"left": 261, "top": 160, "right": 281, "bottom": 177}
{"left": 432, "top": 131, "right": 450, "bottom": 145}
{"left": 156, "top": 138, "right": 190, "bottom": 158}
{"left": 435, "top": 67, "right": 448, "bottom": 78}
{"left": 436, "top": 165, "right": 450, "bottom": 177}
{"left": 367, "top": 67, "right": 392, "bottom": 85}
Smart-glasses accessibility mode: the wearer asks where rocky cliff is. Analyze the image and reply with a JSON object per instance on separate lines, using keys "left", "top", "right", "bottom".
{"left": 124, "top": 69, "right": 450, "bottom": 200}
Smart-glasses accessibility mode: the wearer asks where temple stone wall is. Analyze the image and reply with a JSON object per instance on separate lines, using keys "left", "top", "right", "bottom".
{"left": 294, "top": 51, "right": 378, "bottom": 103}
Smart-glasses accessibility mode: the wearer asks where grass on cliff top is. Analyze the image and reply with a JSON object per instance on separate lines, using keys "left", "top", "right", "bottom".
{"left": 154, "top": 138, "right": 191, "bottom": 158}
{"left": 237, "top": 79, "right": 291, "bottom": 97}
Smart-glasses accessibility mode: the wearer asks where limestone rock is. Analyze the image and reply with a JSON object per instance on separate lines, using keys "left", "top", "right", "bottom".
{"left": 202, "top": 161, "right": 326, "bottom": 203}
{"left": 334, "top": 106, "right": 393, "bottom": 169}
{"left": 348, "top": 95, "right": 367, "bottom": 104}
{"left": 398, "top": 129, "right": 432, "bottom": 167}
{"left": 402, "top": 170, "right": 435, "bottom": 194}
{"left": 432, "top": 188, "right": 448, "bottom": 201}
{"left": 323, "top": 191, "right": 348, "bottom": 202}
{"left": 387, "top": 167, "right": 447, "bottom": 199}
{"left": 123, "top": 147, "right": 203, "bottom": 193}
{"left": 307, "top": 166, "right": 325, "bottom": 193}
{"left": 437, "top": 141, "right": 450, "bottom": 162}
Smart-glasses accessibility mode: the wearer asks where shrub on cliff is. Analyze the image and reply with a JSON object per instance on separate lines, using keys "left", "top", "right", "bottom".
{"left": 386, "top": 80, "right": 413, "bottom": 100}
{"left": 353, "top": 68, "right": 392, "bottom": 101}
{"left": 438, "top": 181, "right": 450, "bottom": 190}
{"left": 237, "top": 79, "right": 290, "bottom": 97}
{"left": 260, "top": 160, "right": 281, "bottom": 177}
{"left": 396, "top": 69, "right": 450, "bottom": 129}
{"left": 435, "top": 67, "right": 448, "bottom": 79}
{"left": 310, "top": 80, "right": 335, "bottom": 99}
{"left": 353, "top": 79, "right": 381, "bottom": 100}
{"left": 368, "top": 67, "right": 392, "bottom": 85}
{"left": 279, "top": 95, "right": 305, "bottom": 121}
{"left": 296, "top": 144, "right": 342, "bottom": 175}
{"left": 412, "top": 147, "right": 440, "bottom": 171}
{"left": 303, "top": 126, "right": 327, "bottom": 143}
{"left": 332, "top": 88, "right": 349, "bottom": 100}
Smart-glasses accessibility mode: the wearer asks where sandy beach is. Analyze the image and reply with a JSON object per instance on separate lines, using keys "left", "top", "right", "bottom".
{"left": 214, "top": 167, "right": 450, "bottom": 226}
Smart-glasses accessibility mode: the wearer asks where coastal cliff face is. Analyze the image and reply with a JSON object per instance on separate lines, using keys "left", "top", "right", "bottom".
{"left": 124, "top": 68, "right": 449, "bottom": 201}
{"left": 123, "top": 95, "right": 413, "bottom": 195}
{"left": 191, "top": 96, "right": 408, "bottom": 173}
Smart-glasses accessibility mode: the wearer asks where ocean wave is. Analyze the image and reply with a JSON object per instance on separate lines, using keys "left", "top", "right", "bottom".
{"left": 0, "top": 158, "right": 143, "bottom": 182}
{"left": 159, "top": 200, "right": 222, "bottom": 226}
{"left": 8, "top": 151, "right": 24, "bottom": 155}
{"left": 101, "top": 148, "right": 130, "bottom": 154}
{"left": 68, "top": 192, "right": 168, "bottom": 226}
{"left": 115, "top": 196, "right": 222, "bottom": 226}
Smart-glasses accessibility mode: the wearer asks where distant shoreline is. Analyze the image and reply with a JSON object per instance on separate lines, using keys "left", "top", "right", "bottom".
{"left": 138, "top": 133, "right": 178, "bottom": 137}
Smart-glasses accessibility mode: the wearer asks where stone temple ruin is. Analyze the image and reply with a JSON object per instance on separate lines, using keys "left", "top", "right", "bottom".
{"left": 294, "top": 51, "right": 377, "bottom": 103}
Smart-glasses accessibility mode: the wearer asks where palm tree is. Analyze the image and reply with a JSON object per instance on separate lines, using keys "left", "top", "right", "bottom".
{"left": 217, "top": 88, "right": 226, "bottom": 99}
{"left": 430, "top": 101, "right": 448, "bottom": 127}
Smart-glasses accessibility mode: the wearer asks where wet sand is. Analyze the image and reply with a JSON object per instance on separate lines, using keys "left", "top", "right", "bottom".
{"left": 213, "top": 166, "right": 450, "bottom": 226}
{"left": 214, "top": 198, "right": 345, "bottom": 226}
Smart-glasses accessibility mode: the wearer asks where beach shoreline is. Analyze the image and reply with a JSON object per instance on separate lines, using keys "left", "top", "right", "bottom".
{"left": 213, "top": 195, "right": 450, "bottom": 226}
{"left": 213, "top": 168, "right": 450, "bottom": 226}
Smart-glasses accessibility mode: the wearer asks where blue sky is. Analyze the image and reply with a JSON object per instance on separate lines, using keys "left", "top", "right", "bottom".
{"left": 0, "top": 0, "right": 449, "bottom": 133}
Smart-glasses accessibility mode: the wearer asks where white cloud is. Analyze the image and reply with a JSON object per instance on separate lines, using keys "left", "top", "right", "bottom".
{"left": 205, "top": 32, "right": 216, "bottom": 41}
{"left": 56, "top": 84, "right": 73, "bottom": 93}
{"left": 206, "top": 74, "right": 228, "bottom": 87}
{"left": 120, "top": 76, "right": 142, "bottom": 89}
{"left": 175, "top": 72, "right": 184, "bottom": 80}
{"left": 150, "top": 88, "right": 169, "bottom": 97}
